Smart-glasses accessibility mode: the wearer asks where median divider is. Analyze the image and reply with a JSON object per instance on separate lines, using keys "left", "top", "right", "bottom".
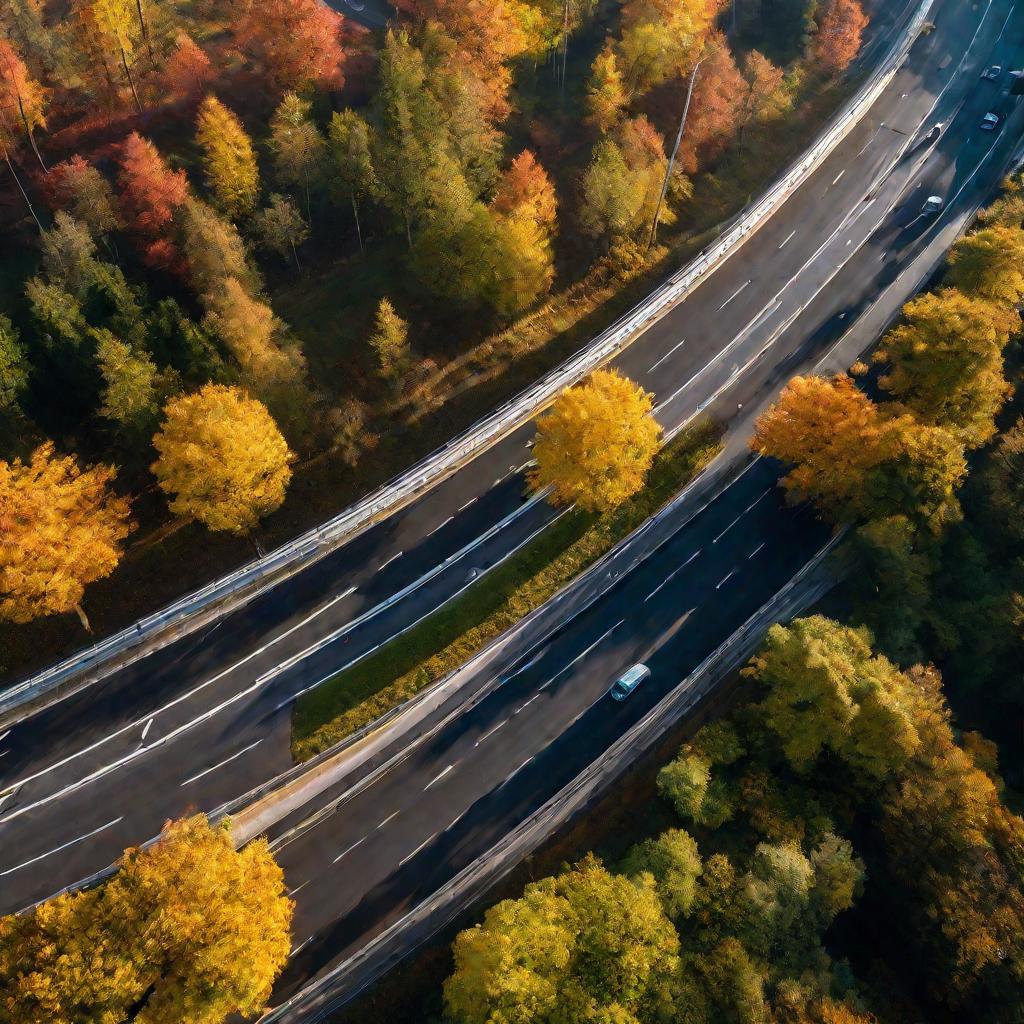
{"left": 0, "top": 0, "right": 932, "bottom": 729}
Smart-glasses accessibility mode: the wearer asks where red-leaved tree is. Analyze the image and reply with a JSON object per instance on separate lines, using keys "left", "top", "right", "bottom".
{"left": 231, "top": 0, "right": 346, "bottom": 94}
{"left": 160, "top": 31, "right": 214, "bottom": 102}
{"left": 814, "top": 0, "right": 869, "bottom": 74}
{"left": 117, "top": 132, "right": 190, "bottom": 272}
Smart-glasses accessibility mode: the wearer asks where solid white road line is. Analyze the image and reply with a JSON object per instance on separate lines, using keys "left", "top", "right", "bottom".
{"left": 831, "top": 169, "right": 846, "bottom": 187}
{"left": 180, "top": 739, "right": 263, "bottom": 787}
{"left": 291, "top": 937, "right": 314, "bottom": 956}
{"left": 719, "top": 280, "right": 751, "bottom": 310}
{"left": 715, "top": 570, "right": 736, "bottom": 590}
{"left": 444, "top": 811, "right": 465, "bottom": 832}
{"left": 503, "top": 757, "right": 534, "bottom": 785}
{"left": 778, "top": 230, "right": 796, "bottom": 249}
{"left": 516, "top": 694, "right": 541, "bottom": 714}
{"left": 423, "top": 764, "right": 455, "bottom": 791}
{"left": 0, "top": 817, "right": 123, "bottom": 877}
{"left": 376, "top": 810, "right": 400, "bottom": 830}
{"left": 649, "top": 336, "right": 687, "bottom": 372}
{"left": 140, "top": 717, "right": 153, "bottom": 742}
{"left": 288, "top": 880, "right": 310, "bottom": 897}
{"left": 399, "top": 832, "right": 438, "bottom": 867}
{"left": 333, "top": 837, "right": 366, "bottom": 863}
{"left": 748, "top": 542, "right": 766, "bottom": 560}
{"left": 458, "top": 497, "right": 478, "bottom": 512}
{"left": 0, "top": 729, "right": 10, "bottom": 745}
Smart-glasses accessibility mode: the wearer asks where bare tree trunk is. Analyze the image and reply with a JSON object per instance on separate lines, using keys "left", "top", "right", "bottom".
{"left": 121, "top": 47, "right": 143, "bottom": 115}
{"left": 404, "top": 208, "right": 412, "bottom": 249}
{"left": 351, "top": 193, "right": 364, "bottom": 253}
{"left": 291, "top": 238, "right": 301, "bottom": 270}
{"left": 3, "top": 149, "right": 43, "bottom": 232}
{"left": 135, "top": 0, "right": 154, "bottom": 59}
{"left": 74, "top": 603, "right": 93, "bottom": 633}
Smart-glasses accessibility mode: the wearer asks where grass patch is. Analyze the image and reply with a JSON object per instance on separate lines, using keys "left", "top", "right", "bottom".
{"left": 291, "top": 419, "right": 723, "bottom": 761}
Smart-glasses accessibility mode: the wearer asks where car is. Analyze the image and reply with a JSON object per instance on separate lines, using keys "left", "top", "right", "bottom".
{"left": 980, "top": 112, "right": 1002, "bottom": 131}
{"left": 609, "top": 663, "right": 651, "bottom": 701}
{"left": 982, "top": 65, "right": 1002, "bottom": 81}
{"left": 922, "top": 195, "right": 944, "bottom": 215}
{"left": 925, "top": 122, "right": 944, "bottom": 141}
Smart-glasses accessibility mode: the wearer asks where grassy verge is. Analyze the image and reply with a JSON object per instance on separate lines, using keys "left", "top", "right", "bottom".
{"left": 291, "top": 420, "right": 723, "bottom": 761}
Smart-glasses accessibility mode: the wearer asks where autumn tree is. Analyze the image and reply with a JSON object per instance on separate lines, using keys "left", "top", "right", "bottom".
{"left": 327, "top": 108, "right": 376, "bottom": 251}
{"left": 752, "top": 373, "right": 966, "bottom": 531}
{"left": 814, "top": 0, "right": 868, "bottom": 74}
{"left": 586, "top": 41, "right": 627, "bottom": 133}
{"left": 160, "top": 30, "right": 212, "bottom": 101}
{"left": 117, "top": 132, "right": 190, "bottom": 272}
{"left": 269, "top": 92, "right": 325, "bottom": 220}
{"left": 202, "top": 277, "right": 305, "bottom": 395}
{"left": 39, "top": 211, "right": 101, "bottom": 297}
{"left": 0, "top": 442, "right": 133, "bottom": 630}
{"left": 75, "top": 0, "right": 145, "bottom": 113}
{"left": 617, "top": 0, "right": 719, "bottom": 94}
{"left": 874, "top": 288, "right": 1013, "bottom": 448}
{"left": 445, "top": 855, "right": 679, "bottom": 1024}
{"left": 741, "top": 50, "right": 788, "bottom": 129}
{"left": 0, "top": 314, "right": 29, "bottom": 412}
{"left": 255, "top": 194, "right": 309, "bottom": 269}
{"left": 152, "top": 384, "right": 293, "bottom": 533}
{"left": 744, "top": 615, "right": 921, "bottom": 779}
{"left": 580, "top": 115, "right": 668, "bottom": 242}
{"left": 367, "top": 297, "right": 410, "bottom": 380}
{"left": 0, "top": 36, "right": 48, "bottom": 171}
{"left": 176, "top": 198, "right": 260, "bottom": 297}
{"left": 93, "top": 328, "right": 159, "bottom": 428}
{"left": 946, "top": 224, "right": 1024, "bottom": 305}
{"left": 982, "top": 418, "right": 1024, "bottom": 545}
{"left": 231, "top": 0, "right": 346, "bottom": 93}
{"left": 530, "top": 369, "right": 662, "bottom": 512}
{"left": 46, "top": 155, "right": 121, "bottom": 240}
{"left": 195, "top": 94, "right": 261, "bottom": 220}
{"left": 0, "top": 815, "right": 293, "bottom": 1024}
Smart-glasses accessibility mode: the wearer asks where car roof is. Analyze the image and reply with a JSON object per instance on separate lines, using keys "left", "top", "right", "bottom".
{"left": 618, "top": 664, "right": 648, "bottom": 685}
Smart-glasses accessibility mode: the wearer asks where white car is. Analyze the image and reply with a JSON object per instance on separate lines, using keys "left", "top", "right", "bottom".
{"left": 609, "top": 664, "right": 650, "bottom": 701}
{"left": 980, "top": 112, "right": 1002, "bottom": 131}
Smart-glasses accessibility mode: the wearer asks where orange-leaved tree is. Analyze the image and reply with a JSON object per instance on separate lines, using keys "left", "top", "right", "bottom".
{"left": 0, "top": 442, "right": 134, "bottom": 631}
{"left": 814, "top": 0, "right": 869, "bottom": 74}
{"left": 530, "top": 369, "right": 662, "bottom": 512}
{"left": 0, "top": 815, "right": 293, "bottom": 1024}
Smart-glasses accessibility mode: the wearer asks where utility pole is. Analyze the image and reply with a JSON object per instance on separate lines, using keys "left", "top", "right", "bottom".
{"left": 647, "top": 58, "right": 703, "bottom": 253}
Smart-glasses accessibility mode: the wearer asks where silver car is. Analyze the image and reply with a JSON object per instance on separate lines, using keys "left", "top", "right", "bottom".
{"left": 609, "top": 663, "right": 651, "bottom": 701}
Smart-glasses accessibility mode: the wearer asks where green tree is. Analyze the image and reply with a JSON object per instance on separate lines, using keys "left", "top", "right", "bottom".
{"left": 327, "top": 108, "right": 377, "bottom": 252}
{"left": 530, "top": 369, "right": 662, "bottom": 512}
{"left": 254, "top": 194, "right": 309, "bottom": 269}
{"left": 367, "top": 297, "right": 410, "bottom": 380}
{"left": 93, "top": 328, "right": 159, "bottom": 428}
{"left": 744, "top": 616, "right": 921, "bottom": 779}
{"left": 445, "top": 855, "right": 679, "bottom": 1024}
{"left": 875, "top": 288, "right": 1013, "bottom": 448}
{"left": 586, "top": 42, "right": 627, "bottom": 133}
{"left": 39, "top": 210, "right": 101, "bottom": 298}
{"left": 195, "top": 94, "right": 261, "bottom": 219}
{"left": 269, "top": 92, "right": 325, "bottom": 221}
{"left": 0, "top": 314, "right": 29, "bottom": 412}
{"left": 946, "top": 224, "right": 1024, "bottom": 304}
{"left": 621, "top": 828, "right": 703, "bottom": 919}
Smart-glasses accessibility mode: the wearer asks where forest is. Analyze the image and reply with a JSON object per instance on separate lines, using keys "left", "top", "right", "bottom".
{"left": 0, "top": 0, "right": 867, "bottom": 671}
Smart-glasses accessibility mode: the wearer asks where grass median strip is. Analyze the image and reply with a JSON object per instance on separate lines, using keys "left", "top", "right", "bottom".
{"left": 290, "top": 421, "right": 723, "bottom": 762}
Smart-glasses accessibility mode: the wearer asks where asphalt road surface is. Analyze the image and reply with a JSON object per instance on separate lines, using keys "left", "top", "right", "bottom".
{"left": 2, "top": 0, "right": 1022, "bottom": 946}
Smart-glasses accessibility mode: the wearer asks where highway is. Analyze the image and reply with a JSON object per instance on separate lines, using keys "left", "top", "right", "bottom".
{"left": 1, "top": 0, "right": 1021, "bottom": 963}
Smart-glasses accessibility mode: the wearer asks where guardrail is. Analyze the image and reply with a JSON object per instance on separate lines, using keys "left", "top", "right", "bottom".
{"left": 259, "top": 537, "right": 841, "bottom": 1023}
{"left": 0, "top": 0, "right": 932, "bottom": 727}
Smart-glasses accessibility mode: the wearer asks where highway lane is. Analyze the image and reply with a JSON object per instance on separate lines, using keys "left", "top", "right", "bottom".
{"left": 0, "top": 0, "right": 1017, "bottom": 912}
{"left": 269, "top": 458, "right": 833, "bottom": 996}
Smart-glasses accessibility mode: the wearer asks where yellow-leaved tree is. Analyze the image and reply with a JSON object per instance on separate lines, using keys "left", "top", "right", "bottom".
{"left": 0, "top": 815, "right": 293, "bottom": 1024}
{"left": 195, "top": 94, "right": 261, "bottom": 219}
{"left": 151, "top": 384, "right": 293, "bottom": 533}
{"left": 0, "top": 442, "right": 134, "bottom": 631}
{"left": 530, "top": 369, "right": 662, "bottom": 512}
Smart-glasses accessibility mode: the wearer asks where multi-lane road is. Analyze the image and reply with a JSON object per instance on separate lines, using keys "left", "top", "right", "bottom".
{"left": 2, "top": 2, "right": 1022, "bottom": 1004}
